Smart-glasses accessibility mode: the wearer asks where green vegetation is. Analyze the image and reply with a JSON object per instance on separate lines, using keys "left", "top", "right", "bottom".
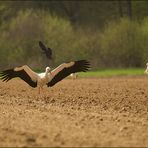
{"left": 0, "top": 1, "right": 148, "bottom": 70}
{"left": 79, "top": 68, "right": 145, "bottom": 78}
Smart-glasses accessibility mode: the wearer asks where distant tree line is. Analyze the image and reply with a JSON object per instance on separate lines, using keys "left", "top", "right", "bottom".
{"left": 0, "top": 0, "right": 148, "bottom": 70}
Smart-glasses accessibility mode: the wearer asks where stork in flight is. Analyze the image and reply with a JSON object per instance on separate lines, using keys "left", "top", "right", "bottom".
{"left": 145, "top": 63, "right": 148, "bottom": 74}
{"left": 39, "top": 41, "right": 52, "bottom": 60}
{"left": 0, "top": 60, "right": 90, "bottom": 94}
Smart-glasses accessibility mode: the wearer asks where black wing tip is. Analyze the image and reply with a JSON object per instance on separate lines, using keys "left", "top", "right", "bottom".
{"left": 79, "top": 60, "right": 91, "bottom": 68}
{"left": 73, "top": 60, "right": 91, "bottom": 72}
{"left": 75, "top": 60, "right": 90, "bottom": 64}
{"left": 0, "top": 68, "right": 14, "bottom": 82}
{"left": 0, "top": 74, "right": 9, "bottom": 82}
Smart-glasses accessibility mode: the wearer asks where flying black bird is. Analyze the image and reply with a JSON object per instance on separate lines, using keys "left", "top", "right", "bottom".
{"left": 0, "top": 60, "right": 90, "bottom": 94}
{"left": 39, "top": 41, "right": 52, "bottom": 60}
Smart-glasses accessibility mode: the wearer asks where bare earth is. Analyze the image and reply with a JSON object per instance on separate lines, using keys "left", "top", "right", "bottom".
{"left": 0, "top": 76, "right": 148, "bottom": 147}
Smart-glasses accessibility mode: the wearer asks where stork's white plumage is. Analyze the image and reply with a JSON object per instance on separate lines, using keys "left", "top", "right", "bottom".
{"left": 70, "top": 73, "right": 78, "bottom": 79}
{"left": 0, "top": 60, "right": 90, "bottom": 94}
{"left": 145, "top": 63, "right": 148, "bottom": 74}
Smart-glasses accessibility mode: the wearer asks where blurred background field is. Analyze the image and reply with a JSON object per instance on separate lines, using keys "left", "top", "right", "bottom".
{"left": 1, "top": 1, "right": 148, "bottom": 147}
{"left": 0, "top": 0, "right": 148, "bottom": 75}
{"left": 79, "top": 68, "right": 145, "bottom": 78}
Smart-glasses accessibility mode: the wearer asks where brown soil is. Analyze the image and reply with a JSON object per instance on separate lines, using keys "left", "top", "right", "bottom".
{"left": 0, "top": 76, "right": 148, "bottom": 147}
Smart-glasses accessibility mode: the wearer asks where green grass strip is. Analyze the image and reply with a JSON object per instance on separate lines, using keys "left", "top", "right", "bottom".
{"left": 78, "top": 68, "right": 145, "bottom": 77}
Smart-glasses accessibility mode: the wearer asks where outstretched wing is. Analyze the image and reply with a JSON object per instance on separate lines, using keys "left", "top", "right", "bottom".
{"left": 39, "top": 41, "right": 52, "bottom": 60}
{"left": 39, "top": 41, "right": 47, "bottom": 52}
{"left": 47, "top": 60, "right": 90, "bottom": 87}
{"left": 0, "top": 66, "right": 37, "bottom": 88}
{"left": 46, "top": 48, "right": 52, "bottom": 59}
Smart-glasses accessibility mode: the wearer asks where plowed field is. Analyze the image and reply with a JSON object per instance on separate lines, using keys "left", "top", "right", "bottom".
{"left": 0, "top": 77, "right": 148, "bottom": 147}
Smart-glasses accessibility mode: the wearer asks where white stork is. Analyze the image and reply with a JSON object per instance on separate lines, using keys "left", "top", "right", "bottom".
{"left": 70, "top": 73, "right": 78, "bottom": 79}
{"left": 145, "top": 63, "right": 148, "bottom": 74}
{"left": 0, "top": 60, "right": 90, "bottom": 94}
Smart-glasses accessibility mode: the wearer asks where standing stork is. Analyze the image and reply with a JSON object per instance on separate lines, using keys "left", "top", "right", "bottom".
{"left": 0, "top": 60, "right": 90, "bottom": 94}
{"left": 70, "top": 73, "right": 78, "bottom": 79}
{"left": 145, "top": 63, "right": 148, "bottom": 74}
